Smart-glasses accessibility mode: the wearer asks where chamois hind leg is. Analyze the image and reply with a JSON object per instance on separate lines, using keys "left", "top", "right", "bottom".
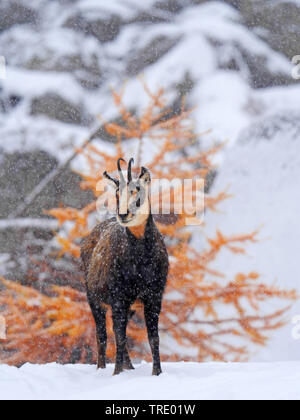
{"left": 122, "top": 345, "right": 134, "bottom": 370}
{"left": 87, "top": 293, "right": 107, "bottom": 369}
{"left": 112, "top": 303, "right": 129, "bottom": 375}
{"left": 144, "top": 298, "right": 163, "bottom": 376}
{"left": 122, "top": 310, "right": 134, "bottom": 370}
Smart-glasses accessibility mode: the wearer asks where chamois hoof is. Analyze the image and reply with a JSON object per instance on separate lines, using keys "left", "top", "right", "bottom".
{"left": 97, "top": 361, "right": 106, "bottom": 370}
{"left": 113, "top": 367, "right": 124, "bottom": 376}
{"left": 124, "top": 363, "right": 135, "bottom": 370}
{"left": 152, "top": 367, "right": 162, "bottom": 376}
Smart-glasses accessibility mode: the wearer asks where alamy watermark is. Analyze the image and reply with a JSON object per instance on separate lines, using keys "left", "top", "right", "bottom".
{"left": 96, "top": 178, "right": 205, "bottom": 226}
{"left": 291, "top": 315, "right": 300, "bottom": 340}
{"left": 0, "top": 56, "right": 6, "bottom": 80}
{"left": 292, "top": 55, "right": 300, "bottom": 80}
{"left": 0, "top": 315, "right": 6, "bottom": 340}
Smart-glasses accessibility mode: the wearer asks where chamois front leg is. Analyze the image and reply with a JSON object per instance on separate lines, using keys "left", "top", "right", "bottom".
{"left": 122, "top": 309, "right": 134, "bottom": 370}
{"left": 112, "top": 302, "right": 129, "bottom": 375}
{"left": 144, "top": 298, "right": 163, "bottom": 376}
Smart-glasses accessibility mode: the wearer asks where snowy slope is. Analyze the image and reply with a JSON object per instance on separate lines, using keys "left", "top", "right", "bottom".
{"left": 202, "top": 84, "right": 300, "bottom": 362}
{"left": 1, "top": 362, "right": 299, "bottom": 400}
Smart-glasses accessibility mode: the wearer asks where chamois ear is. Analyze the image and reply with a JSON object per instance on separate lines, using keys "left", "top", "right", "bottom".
{"left": 103, "top": 172, "right": 119, "bottom": 189}
{"left": 139, "top": 167, "right": 151, "bottom": 186}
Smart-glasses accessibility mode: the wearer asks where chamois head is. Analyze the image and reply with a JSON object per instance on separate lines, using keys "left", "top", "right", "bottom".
{"left": 104, "top": 158, "right": 151, "bottom": 228}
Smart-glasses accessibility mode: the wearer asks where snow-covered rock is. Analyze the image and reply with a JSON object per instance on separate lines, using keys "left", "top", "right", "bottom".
{"left": 0, "top": 27, "right": 103, "bottom": 89}
{"left": 0, "top": 0, "right": 37, "bottom": 32}
{"left": 0, "top": 149, "right": 93, "bottom": 219}
{"left": 30, "top": 93, "right": 91, "bottom": 126}
{"left": 0, "top": 149, "right": 93, "bottom": 279}
{"left": 234, "top": 0, "right": 300, "bottom": 59}
{"left": 0, "top": 0, "right": 294, "bottom": 153}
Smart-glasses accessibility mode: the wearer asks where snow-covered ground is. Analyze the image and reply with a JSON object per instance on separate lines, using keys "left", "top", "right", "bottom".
{"left": 0, "top": 0, "right": 300, "bottom": 366}
{"left": 1, "top": 362, "right": 299, "bottom": 400}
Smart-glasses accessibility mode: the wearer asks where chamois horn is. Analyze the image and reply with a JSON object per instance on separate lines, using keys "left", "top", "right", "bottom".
{"left": 117, "top": 158, "right": 126, "bottom": 186}
{"left": 128, "top": 158, "right": 134, "bottom": 183}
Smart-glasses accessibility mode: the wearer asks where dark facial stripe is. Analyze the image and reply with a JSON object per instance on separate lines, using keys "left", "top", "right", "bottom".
{"left": 116, "top": 182, "right": 148, "bottom": 218}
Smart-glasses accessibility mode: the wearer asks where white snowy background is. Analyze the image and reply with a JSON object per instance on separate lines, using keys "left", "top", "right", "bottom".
{"left": 0, "top": 0, "right": 300, "bottom": 399}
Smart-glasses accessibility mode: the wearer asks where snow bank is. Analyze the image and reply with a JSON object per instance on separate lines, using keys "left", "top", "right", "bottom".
{"left": 0, "top": 362, "right": 299, "bottom": 400}
{"left": 202, "top": 87, "right": 300, "bottom": 361}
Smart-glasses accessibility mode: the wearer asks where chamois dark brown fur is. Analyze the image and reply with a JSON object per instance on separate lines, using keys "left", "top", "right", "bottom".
{"left": 81, "top": 159, "right": 169, "bottom": 376}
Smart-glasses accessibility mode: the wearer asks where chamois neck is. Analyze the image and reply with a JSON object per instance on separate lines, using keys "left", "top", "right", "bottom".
{"left": 127, "top": 214, "right": 153, "bottom": 240}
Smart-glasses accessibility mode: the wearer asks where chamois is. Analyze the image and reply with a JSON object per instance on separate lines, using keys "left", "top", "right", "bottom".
{"left": 81, "top": 158, "right": 169, "bottom": 376}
